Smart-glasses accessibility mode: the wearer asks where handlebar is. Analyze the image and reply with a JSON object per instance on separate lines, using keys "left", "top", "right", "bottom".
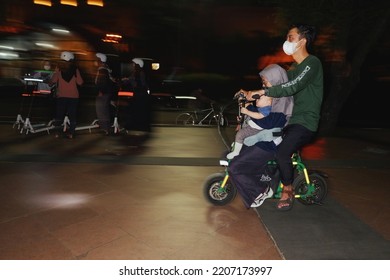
{"left": 233, "top": 90, "right": 261, "bottom": 102}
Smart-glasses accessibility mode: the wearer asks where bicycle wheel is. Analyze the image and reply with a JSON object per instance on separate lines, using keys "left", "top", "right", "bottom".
{"left": 176, "top": 113, "right": 195, "bottom": 125}
{"left": 293, "top": 172, "right": 327, "bottom": 205}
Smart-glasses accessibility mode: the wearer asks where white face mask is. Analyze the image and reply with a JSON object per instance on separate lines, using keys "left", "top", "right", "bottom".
{"left": 43, "top": 65, "right": 51, "bottom": 71}
{"left": 283, "top": 40, "right": 298, "bottom": 55}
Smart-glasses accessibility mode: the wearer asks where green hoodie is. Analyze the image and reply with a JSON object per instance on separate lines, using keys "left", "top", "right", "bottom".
{"left": 266, "top": 55, "right": 323, "bottom": 132}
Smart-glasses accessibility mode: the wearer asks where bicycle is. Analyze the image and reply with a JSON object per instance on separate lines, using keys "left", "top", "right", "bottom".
{"left": 175, "top": 102, "right": 229, "bottom": 127}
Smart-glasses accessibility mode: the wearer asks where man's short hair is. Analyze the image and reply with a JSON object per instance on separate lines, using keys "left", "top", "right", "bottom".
{"left": 290, "top": 24, "right": 317, "bottom": 50}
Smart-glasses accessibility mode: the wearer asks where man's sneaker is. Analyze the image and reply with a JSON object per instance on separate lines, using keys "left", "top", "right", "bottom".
{"left": 250, "top": 186, "right": 274, "bottom": 208}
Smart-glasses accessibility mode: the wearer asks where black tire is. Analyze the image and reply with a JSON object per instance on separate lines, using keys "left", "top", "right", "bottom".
{"left": 293, "top": 172, "right": 328, "bottom": 205}
{"left": 176, "top": 113, "right": 195, "bottom": 125}
{"left": 203, "top": 173, "right": 237, "bottom": 206}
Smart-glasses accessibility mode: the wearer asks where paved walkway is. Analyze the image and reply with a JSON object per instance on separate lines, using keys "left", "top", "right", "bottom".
{"left": 0, "top": 123, "right": 389, "bottom": 260}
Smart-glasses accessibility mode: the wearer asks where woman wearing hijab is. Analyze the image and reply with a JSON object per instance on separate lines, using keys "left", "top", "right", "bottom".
{"left": 228, "top": 64, "right": 294, "bottom": 208}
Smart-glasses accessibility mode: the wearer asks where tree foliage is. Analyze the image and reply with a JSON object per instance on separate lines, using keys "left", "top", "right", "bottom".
{"left": 273, "top": 0, "right": 390, "bottom": 134}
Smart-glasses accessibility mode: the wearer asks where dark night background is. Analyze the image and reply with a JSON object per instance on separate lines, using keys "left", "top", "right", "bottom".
{"left": 0, "top": 0, "right": 389, "bottom": 134}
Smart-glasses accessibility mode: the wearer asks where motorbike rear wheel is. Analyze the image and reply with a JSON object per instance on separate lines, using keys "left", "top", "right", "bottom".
{"left": 293, "top": 172, "right": 327, "bottom": 205}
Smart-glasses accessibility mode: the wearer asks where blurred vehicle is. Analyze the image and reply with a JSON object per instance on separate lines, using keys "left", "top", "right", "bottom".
{"left": 149, "top": 93, "right": 199, "bottom": 110}
{"left": 160, "top": 67, "right": 187, "bottom": 94}
{"left": 150, "top": 93, "right": 177, "bottom": 109}
{"left": 0, "top": 22, "right": 95, "bottom": 97}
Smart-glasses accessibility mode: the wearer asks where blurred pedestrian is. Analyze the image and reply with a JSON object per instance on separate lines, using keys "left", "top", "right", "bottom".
{"left": 32, "top": 60, "right": 56, "bottom": 95}
{"left": 30, "top": 59, "right": 57, "bottom": 121}
{"left": 94, "top": 52, "right": 117, "bottom": 135}
{"left": 123, "top": 58, "right": 152, "bottom": 134}
{"left": 50, "top": 51, "right": 84, "bottom": 139}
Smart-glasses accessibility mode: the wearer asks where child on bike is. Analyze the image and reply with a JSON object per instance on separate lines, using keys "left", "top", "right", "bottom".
{"left": 227, "top": 64, "right": 293, "bottom": 208}
{"left": 226, "top": 64, "right": 289, "bottom": 159}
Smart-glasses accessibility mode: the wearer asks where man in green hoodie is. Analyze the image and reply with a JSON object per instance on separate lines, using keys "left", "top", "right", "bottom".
{"left": 240, "top": 24, "right": 324, "bottom": 211}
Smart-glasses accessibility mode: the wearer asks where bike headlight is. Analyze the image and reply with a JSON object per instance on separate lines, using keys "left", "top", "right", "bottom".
{"left": 219, "top": 159, "right": 229, "bottom": 166}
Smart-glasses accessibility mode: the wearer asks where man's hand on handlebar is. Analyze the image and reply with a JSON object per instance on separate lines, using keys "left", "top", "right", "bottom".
{"left": 234, "top": 89, "right": 265, "bottom": 101}
{"left": 234, "top": 89, "right": 253, "bottom": 101}
{"left": 234, "top": 89, "right": 248, "bottom": 100}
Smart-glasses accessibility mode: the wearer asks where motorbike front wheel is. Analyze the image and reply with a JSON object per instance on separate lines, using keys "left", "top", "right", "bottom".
{"left": 203, "top": 173, "right": 237, "bottom": 206}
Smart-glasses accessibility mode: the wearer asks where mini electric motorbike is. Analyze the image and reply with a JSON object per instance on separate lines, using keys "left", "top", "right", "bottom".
{"left": 203, "top": 152, "right": 328, "bottom": 206}
{"left": 203, "top": 92, "right": 328, "bottom": 207}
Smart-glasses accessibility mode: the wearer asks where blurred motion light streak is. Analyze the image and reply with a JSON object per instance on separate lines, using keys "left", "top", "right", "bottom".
{"left": 102, "top": 33, "right": 122, "bottom": 44}
{"left": 34, "top": 0, "right": 52, "bottom": 6}
{"left": 52, "top": 28, "right": 70, "bottom": 34}
{"left": 35, "top": 42, "right": 57, "bottom": 49}
{"left": 0, "top": 45, "right": 14, "bottom": 50}
{"left": 60, "top": 0, "right": 78, "bottom": 7}
{"left": 0, "top": 52, "right": 19, "bottom": 58}
{"left": 87, "top": 0, "right": 104, "bottom": 7}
